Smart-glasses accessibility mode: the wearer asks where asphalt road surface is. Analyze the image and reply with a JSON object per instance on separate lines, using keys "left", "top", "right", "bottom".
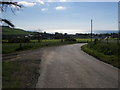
{"left": 36, "top": 43, "right": 118, "bottom": 88}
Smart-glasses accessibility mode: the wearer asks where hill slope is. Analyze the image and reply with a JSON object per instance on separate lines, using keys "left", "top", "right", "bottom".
{"left": 2, "top": 26, "right": 33, "bottom": 35}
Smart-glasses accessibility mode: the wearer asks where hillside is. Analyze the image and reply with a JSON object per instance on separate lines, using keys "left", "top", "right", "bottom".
{"left": 2, "top": 26, "right": 33, "bottom": 35}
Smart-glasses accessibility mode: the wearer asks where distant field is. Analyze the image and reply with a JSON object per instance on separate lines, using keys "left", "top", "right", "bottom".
{"left": 31, "top": 39, "right": 61, "bottom": 43}
{"left": 2, "top": 38, "right": 92, "bottom": 54}
{"left": 81, "top": 39, "right": 119, "bottom": 68}
{"left": 2, "top": 39, "right": 73, "bottom": 54}
{"left": 76, "top": 38, "right": 94, "bottom": 43}
{"left": 2, "top": 40, "right": 60, "bottom": 54}
{"left": 3, "top": 39, "right": 91, "bottom": 43}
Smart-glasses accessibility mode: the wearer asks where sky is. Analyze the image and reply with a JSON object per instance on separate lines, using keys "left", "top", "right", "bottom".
{"left": 2, "top": 0, "right": 119, "bottom": 34}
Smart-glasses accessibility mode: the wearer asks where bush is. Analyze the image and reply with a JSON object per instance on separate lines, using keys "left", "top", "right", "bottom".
{"left": 94, "top": 38, "right": 99, "bottom": 44}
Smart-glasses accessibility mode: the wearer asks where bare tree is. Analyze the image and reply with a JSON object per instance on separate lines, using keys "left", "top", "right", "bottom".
{"left": 0, "top": 0, "right": 21, "bottom": 27}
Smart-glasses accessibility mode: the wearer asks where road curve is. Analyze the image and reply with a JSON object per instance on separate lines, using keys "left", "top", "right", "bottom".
{"left": 36, "top": 43, "right": 118, "bottom": 88}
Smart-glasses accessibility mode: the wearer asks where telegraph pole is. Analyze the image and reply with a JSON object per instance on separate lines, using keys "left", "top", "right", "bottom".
{"left": 118, "top": 1, "right": 120, "bottom": 45}
{"left": 91, "top": 19, "right": 93, "bottom": 42}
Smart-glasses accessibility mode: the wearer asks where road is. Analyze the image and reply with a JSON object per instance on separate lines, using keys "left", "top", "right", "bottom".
{"left": 36, "top": 44, "right": 118, "bottom": 88}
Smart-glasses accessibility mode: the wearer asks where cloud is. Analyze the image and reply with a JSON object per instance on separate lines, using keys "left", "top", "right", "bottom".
{"left": 41, "top": 8, "right": 48, "bottom": 11}
{"left": 36, "top": 0, "right": 45, "bottom": 5}
{"left": 18, "top": 1, "right": 36, "bottom": 7}
{"left": 55, "top": 6, "right": 66, "bottom": 10}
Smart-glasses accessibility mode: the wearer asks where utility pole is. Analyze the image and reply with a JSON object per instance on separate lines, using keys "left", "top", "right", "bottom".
{"left": 91, "top": 19, "right": 93, "bottom": 42}
{"left": 118, "top": 2, "right": 120, "bottom": 45}
{"left": 118, "top": 21, "right": 120, "bottom": 45}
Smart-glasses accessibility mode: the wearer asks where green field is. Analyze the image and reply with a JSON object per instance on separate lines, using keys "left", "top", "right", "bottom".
{"left": 31, "top": 39, "right": 61, "bottom": 43}
{"left": 2, "top": 39, "right": 92, "bottom": 54}
{"left": 2, "top": 39, "right": 74, "bottom": 54}
{"left": 2, "top": 26, "right": 93, "bottom": 54}
{"left": 81, "top": 39, "right": 119, "bottom": 68}
{"left": 2, "top": 26, "right": 33, "bottom": 35}
{"left": 76, "top": 38, "right": 94, "bottom": 43}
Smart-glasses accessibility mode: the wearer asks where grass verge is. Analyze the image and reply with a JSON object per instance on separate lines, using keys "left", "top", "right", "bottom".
{"left": 2, "top": 59, "right": 40, "bottom": 88}
{"left": 81, "top": 44, "right": 119, "bottom": 68}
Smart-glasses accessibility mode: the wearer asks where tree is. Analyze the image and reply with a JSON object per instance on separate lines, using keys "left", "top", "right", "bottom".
{"left": 0, "top": 1, "right": 21, "bottom": 27}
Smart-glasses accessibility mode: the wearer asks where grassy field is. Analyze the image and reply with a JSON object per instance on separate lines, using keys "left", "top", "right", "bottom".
{"left": 3, "top": 59, "right": 41, "bottom": 88}
{"left": 2, "top": 26, "right": 33, "bottom": 35}
{"left": 2, "top": 39, "right": 69, "bottom": 54}
{"left": 2, "top": 39, "right": 91, "bottom": 54}
{"left": 76, "top": 38, "right": 94, "bottom": 43}
{"left": 81, "top": 39, "right": 119, "bottom": 68}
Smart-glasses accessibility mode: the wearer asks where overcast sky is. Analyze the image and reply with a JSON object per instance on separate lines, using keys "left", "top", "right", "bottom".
{"left": 3, "top": 0, "right": 119, "bottom": 34}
